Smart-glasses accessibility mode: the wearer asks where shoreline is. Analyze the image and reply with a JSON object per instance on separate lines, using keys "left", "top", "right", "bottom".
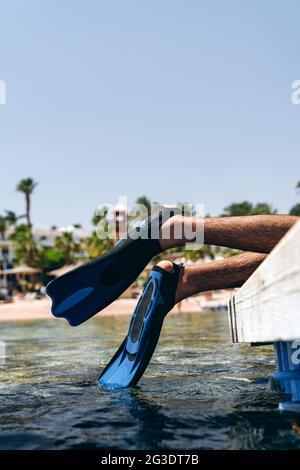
{"left": 0, "top": 296, "right": 204, "bottom": 322}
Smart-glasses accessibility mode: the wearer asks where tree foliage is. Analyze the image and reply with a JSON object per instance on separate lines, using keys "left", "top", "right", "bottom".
{"left": 290, "top": 203, "right": 300, "bottom": 216}
{"left": 9, "top": 224, "right": 39, "bottom": 266}
{"left": 85, "top": 231, "right": 114, "bottom": 259}
{"left": 222, "top": 201, "right": 277, "bottom": 216}
{"left": 0, "top": 216, "right": 7, "bottom": 239}
{"left": 38, "top": 247, "right": 66, "bottom": 277}
{"left": 54, "top": 231, "right": 81, "bottom": 265}
{"left": 135, "top": 196, "right": 152, "bottom": 215}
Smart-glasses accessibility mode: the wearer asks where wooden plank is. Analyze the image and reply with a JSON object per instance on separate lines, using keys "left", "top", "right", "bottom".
{"left": 228, "top": 219, "right": 300, "bottom": 343}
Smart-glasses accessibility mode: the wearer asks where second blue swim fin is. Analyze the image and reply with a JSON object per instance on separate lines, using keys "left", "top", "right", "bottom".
{"left": 46, "top": 207, "right": 179, "bottom": 326}
{"left": 99, "top": 262, "right": 183, "bottom": 389}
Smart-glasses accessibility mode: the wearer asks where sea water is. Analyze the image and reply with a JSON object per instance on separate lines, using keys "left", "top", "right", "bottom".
{"left": 0, "top": 311, "right": 300, "bottom": 450}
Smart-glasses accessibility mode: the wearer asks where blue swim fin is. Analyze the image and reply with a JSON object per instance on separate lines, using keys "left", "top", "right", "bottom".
{"left": 46, "top": 207, "right": 179, "bottom": 326}
{"left": 99, "top": 262, "right": 183, "bottom": 389}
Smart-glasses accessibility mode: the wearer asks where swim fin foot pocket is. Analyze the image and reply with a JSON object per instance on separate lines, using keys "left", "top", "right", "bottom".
{"left": 99, "top": 262, "right": 183, "bottom": 389}
{"left": 46, "top": 206, "right": 179, "bottom": 326}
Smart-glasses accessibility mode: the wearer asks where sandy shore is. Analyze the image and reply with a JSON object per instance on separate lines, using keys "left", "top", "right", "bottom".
{"left": 0, "top": 296, "right": 203, "bottom": 322}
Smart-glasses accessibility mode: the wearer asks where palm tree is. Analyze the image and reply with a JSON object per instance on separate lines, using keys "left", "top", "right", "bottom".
{"left": 16, "top": 178, "right": 38, "bottom": 227}
{"left": 5, "top": 210, "right": 24, "bottom": 227}
{"left": 54, "top": 231, "right": 80, "bottom": 265}
{"left": 135, "top": 196, "right": 152, "bottom": 215}
{"left": 92, "top": 206, "right": 109, "bottom": 227}
{"left": 0, "top": 216, "right": 7, "bottom": 240}
{"left": 9, "top": 224, "right": 39, "bottom": 266}
{"left": 128, "top": 196, "right": 152, "bottom": 228}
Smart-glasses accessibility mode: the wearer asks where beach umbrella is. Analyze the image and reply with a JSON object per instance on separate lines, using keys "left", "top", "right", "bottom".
{"left": 0, "top": 265, "right": 41, "bottom": 275}
{"left": 0, "top": 265, "right": 41, "bottom": 293}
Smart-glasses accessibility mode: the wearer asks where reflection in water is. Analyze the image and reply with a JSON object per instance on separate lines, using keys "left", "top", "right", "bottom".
{"left": 0, "top": 311, "right": 300, "bottom": 449}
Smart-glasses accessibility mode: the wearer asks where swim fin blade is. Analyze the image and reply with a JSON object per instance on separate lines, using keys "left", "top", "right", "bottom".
{"left": 99, "top": 262, "right": 183, "bottom": 389}
{"left": 46, "top": 207, "right": 179, "bottom": 326}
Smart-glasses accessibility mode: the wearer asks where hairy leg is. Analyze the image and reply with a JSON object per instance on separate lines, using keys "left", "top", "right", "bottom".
{"left": 160, "top": 214, "right": 298, "bottom": 253}
{"left": 156, "top": 253, "right": 267, "bottom": 303}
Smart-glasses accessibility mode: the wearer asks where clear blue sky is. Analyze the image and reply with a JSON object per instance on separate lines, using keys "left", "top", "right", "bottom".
{"left": 0, "top": 0, "right": 299, "bottom": 228}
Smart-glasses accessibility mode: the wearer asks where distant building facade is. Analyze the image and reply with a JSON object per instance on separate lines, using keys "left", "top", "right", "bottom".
{"left": 33, "top": 227, "right": 88, "bottom": 247}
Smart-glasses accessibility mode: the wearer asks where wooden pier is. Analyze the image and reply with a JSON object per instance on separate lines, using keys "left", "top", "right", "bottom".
{"left": 227, "top": 219, "right": 300, "bottom": 410}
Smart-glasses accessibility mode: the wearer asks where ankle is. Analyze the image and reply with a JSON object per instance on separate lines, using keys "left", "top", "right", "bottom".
{"left": 155, "top": 259, "right": 185, "bottom": 304}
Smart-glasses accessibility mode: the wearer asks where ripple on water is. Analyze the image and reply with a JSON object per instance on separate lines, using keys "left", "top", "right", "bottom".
{"left": 0, "top": 312, "right": 300, "bottom": 449}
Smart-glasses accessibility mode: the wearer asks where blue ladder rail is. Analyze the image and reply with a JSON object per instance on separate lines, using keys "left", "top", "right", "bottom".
{"left": 274, "top": 341, "right": 300, "bottom": 412}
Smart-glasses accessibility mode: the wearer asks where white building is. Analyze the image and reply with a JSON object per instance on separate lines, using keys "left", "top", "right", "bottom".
{"left": 33, "top": 227, "right": 89, "bottom": 247}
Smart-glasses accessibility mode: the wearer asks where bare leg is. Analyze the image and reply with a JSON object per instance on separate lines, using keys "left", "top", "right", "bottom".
{"left": 160, "top": 215, "right": 298, "bottom": 254}
{"left": 157, "top": 253, "right": 267, "bottom": 303}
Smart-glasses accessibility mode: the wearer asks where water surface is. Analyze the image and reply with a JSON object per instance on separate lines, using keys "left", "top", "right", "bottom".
{"left": 1, "top": 311, "right": 300, "bottom": 450}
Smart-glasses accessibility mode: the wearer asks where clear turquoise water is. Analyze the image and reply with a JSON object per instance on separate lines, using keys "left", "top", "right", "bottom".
{"left": 1, "top": 311, "right": 300, "bottom": 450}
